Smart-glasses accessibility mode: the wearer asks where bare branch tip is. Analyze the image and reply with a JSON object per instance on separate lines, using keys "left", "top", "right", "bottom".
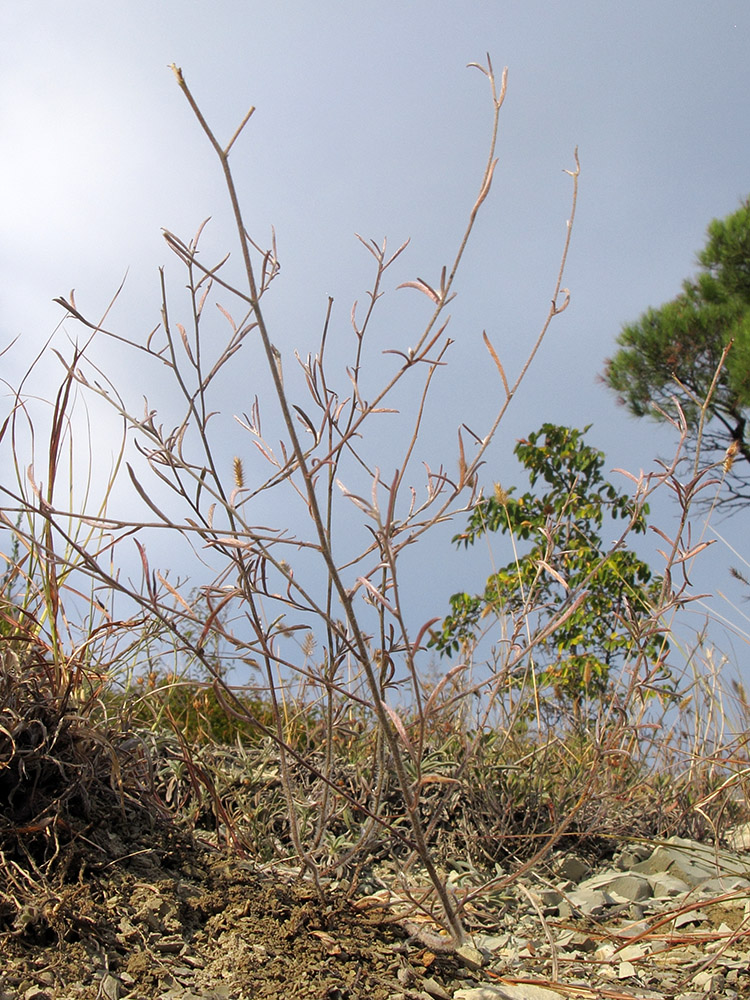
{"left": 169, "top": 63, "right": 185, "bottom": 86}
{"left": 564, "top": 147, "right": 581, "bottom": 177}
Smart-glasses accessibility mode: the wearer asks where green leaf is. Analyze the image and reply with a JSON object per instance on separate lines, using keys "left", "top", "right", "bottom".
{"left": 435, "top": 424, "right": 669, "bottom": 715}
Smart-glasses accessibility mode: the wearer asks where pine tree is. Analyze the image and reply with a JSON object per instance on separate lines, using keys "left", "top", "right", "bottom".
{"left": 603, "top": 197, "right": 750, "bottom": 505}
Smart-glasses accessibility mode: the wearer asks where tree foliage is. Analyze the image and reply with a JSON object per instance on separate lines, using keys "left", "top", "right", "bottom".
{"left": 431, "top": 424, "right": 669, "bottom": 711}
{"left": 603, "top": 197, "right": 750, "bottom": 505}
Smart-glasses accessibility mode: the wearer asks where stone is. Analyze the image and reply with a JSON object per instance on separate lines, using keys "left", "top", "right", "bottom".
{"left": 559, "top": 887, "right": 611, "bottom": 917}
{"left": 98, "top": 975, "right": 122, "bottom": 1000}
{"left": 594, "top": 942, "right": 616, "bottom": 961}
{"left": 534, "top": 888, "right": 564, "bottom": 908}
{"left": 397, "top": 967, "right": 416, "bottom": 987}
{"left": 615, "top": 919, "right": 650, "bottom": 939}
{"left": 574, "top": 868, "right": 651, "bottom": 900}
{"left": 617, "top": 960, "right": 637, "bottom": 979}
{"left": 616, "top": 873, "right": 652, "bottom": 901}
{"left": 455, "top": 944, "right": 490, "bottom": 970}
{"left": 633, "top": 836, "right": 750, "bottom": 887}
{"left": 692, "top": 969, "right": 725, "bottom": 991}
{"left": 706, "top": 921, "right": 734, "bottom": 950}
{"left": 698, "top": 875, "right": 750, "bottom": 894}
{"left": 454, "top": 986, "right": 565, "bottom": 1000}
{"left": 648, "top": 872, "right": 691, "bottom": 898}
{"left": 618, "top": 941, "right": 650, "bottom": 962}
{"left": 565, "top": 932, "right": 598, "bottom": 953}
{"left": 672, "top": 906, "right": 707, "bottom": 928}
{"left": 725, "top": 821, "right": 750, "bottom": 852}
{"left": 615, "top": 843, "right": 653, "bottom": 869}
{"left": 472, "top": 933, "right": 511, "bottom": 953}
{"left": 557, "top": 856, "right": 591, "bottom": 882}
{"left": 421, "top": 977, "right": 452, "bottom": 1000}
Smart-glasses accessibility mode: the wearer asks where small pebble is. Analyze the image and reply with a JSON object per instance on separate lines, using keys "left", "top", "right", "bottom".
{"left": 455, "top": 944, "right": 489, "bottom": 970}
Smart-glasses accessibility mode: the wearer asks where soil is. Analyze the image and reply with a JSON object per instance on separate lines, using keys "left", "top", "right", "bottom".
{"left": 4, "top": 813, "right": 750, "bottom": 1000}
{"left": 1, "top": 711, "right": 747, "bottom": 1000}
{"left": 0, "top": 819, "right": 467, "bottom": 1000}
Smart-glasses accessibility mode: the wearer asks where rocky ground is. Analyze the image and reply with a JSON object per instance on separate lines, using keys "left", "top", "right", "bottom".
{"left": 2, "top": 822, "right": 749, "bottom": 1000}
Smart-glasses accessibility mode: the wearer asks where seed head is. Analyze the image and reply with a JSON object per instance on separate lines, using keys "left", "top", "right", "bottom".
{"left": 723, "top": 439, "right": 740, "bottom": 473}
{"left": 493, "top": 483, "right": 510, "bottom": 506}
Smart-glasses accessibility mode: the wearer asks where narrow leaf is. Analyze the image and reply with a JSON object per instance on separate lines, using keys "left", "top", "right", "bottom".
{"left": 253, "top": 440, "right": 278, "bottom": 466}
{"left": 384, "top": 238, "right": 410, "bottom": 269}
{"left": 482, "top": 330, "right": 510, "bottom": 398}
{"left": 177, "top": 323, "right": 195, "bottom": 365}
{"left": 381, "top": 702, "right": 417, "bottom": 762}
{"left": 156, "top": 572, "right": 193, "bottom": 613}
{"left": 410, "top": 617, "right": 441, "bottom": 659}
{"left": 397, "top": 278, "right": 440, "bottom": 304}
{"left": 650, "top": 526, "right": 676, "bottom": 547}
{"left": 538, "top": 559, "right": 569, "bottom": 589}
{"left": 471, "top": 157, "right": 498, "bottom": 217}
{"left": 207, "top": 535, "right": 254, "bottom": 550}
{"left": 293, "top": 404, "right": 318, "bottom": 439}
{"left": 215, "top": 301, "right": 237, "bottom": 332}
{"left": 457, "top": 428, "right": 467, "bottom": 488}
{"left": 423, "top": 662, "right": 467, "bottom": 718}
{"left": 127, "top": 464, "right": 171, "bottom": 523}
{"left": 416, "top": 774, "right": 461, "bottom": 789}
{"left": 197, "top": 589, "right": 236, "bottom": 648}
{"left": 356, "top": 576, "right": 397, "bottom": 614}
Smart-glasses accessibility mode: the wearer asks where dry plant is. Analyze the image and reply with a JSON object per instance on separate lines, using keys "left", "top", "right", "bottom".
{"left": 0, "top": 521, "right": 170, "bottom": 932}
{"left": 0, "top": 56, "right": 585, "bottom": 944}
{"left": 2, "top": 55, "right": 745, "bottom": 951}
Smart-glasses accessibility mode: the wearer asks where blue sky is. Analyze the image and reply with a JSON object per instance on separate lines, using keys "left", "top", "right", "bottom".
{"left": 2, "top": 2, "right": 749, "bottom": 677}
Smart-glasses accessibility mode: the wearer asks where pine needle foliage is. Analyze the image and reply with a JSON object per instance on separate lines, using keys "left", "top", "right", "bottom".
{"left": 603, "top": 196, "right": 750, "bottom": 506}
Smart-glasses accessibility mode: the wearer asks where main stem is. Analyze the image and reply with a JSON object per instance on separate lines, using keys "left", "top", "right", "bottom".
{"left": 171, "top": 66, "right": 464, "bottom": 944}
